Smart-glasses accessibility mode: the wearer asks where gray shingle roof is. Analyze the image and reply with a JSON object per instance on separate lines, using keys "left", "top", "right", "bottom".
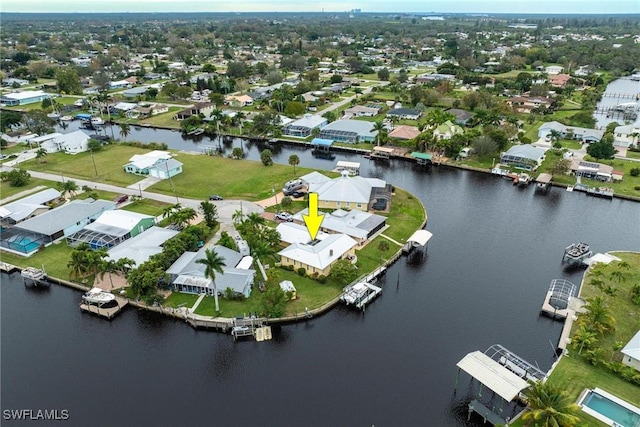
{"left": 15, "top": 199, "right": 116, "bottom": 236}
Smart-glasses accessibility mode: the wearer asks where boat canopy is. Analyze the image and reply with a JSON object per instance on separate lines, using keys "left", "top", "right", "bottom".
{"left": 407, "top": 229, "right": 433, "bottom": 247}
{"left": 456, "top": 351, "right": 530, "bottom": 402}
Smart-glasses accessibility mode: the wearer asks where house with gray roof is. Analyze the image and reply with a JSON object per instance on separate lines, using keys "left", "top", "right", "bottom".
{"left": 124, "top": 150, "right": 183, "bottom": 179}
{"left": 107, "top": 226, "right": 179, "bottom": 267}
{"left": 386, "top": 108, "right": 421, "bottom": 120}
{"left": 167, "top": 245, "right": 255, "bottom": 298}
{"left": 613, "top": 122, "right": 640, "bottom": 148}
{"left": 500, "top": 145, "right": 547, "bottom": 171}
{"left": 283, "top": 114, "right": 328, "bottom": 137}
{"left": 1, "top": 199, "right": 115, "bottom": 255}
{"left": 291, "top": 208, "right": 386, "bottom": 244}
{"left": 318, "top": 119, "right": 377, "bottom": 143}
{"left": 0, "top": 188, "right": 61, "bottom": 225}
{"left": 538, "top": 121, "right": 604, "bottom": 143}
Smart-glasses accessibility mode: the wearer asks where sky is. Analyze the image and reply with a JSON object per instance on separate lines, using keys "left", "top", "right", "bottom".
{"left": 3, "top": 0, "right": 639, "bottom": 14}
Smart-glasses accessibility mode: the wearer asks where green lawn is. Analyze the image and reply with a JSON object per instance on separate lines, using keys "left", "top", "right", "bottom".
{"left": 162, "top": 292, "right": 199, "bottom": 309}
{"left": 121, "top": 198, "right": 172, "bottom": 217}
{"left": 137, "top": 108, "right": 182, "bottom": 128}
{"left": 626, "top": 150, "right": 640, "bottom": 160}
{"left": 19, "top": 144, "right": 150, "bottom": 187}
{"left": 0, "top": 178, "right": 53, "bottom": 201}
{"left": 148, "top": 155, "right": 320, "bottom": 201}
{"left": 381, "top": 188, "right": 426, "bottom": 243}
{"left": 0, "top": 241, "right": 75, "bottom": 282}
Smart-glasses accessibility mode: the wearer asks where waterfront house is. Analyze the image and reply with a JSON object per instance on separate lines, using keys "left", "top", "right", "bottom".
{"left": 276, "top": 222, "right": 330, "bottom": 246}
{"left": 124, "top": 150, "right": 183, "bottom": 179}
{"left": 167, "top": 245, "right": 255, "bottom": 298}
{"left": 318, "top": 119, "right": 377, "bottom": 143}
{"left": 613, "top": 122, "right": 640, "bottom": 148}
{"left": 0, "top": 188, "right": 62, "bottom": 226}
{"left": 66, "top": 210, "right": 156, "bottom": 250}
{"left": 291, "top": 208, "right": 386, "bottom": 245}
{"left": 123, "top": 86, "right": 150, "bottom": 98}
{"left": 60, "top": 130, "right": 91, "bottom": 154}
{"left": 28, "top": 133, "right": 64, "bottom": 153}
{"left": 621, "top": 330, "right": 640, "bottom": 371}
{"left": 545, "top": 65, "right": 564, "bottom": 75}
{"left": 388, "top": 125, "right": 421, "bottom": 140}
{"left": 433, "top": 120, "right": 464, "bottom": 140}
{"left": 278, "top": 233, "right": 357, "bottom": 277}
{"left": 0, "top": 90, "right": 51, "bottom": 106}
{"left": 106, "top": 226, "right": 179, "bottom": 266}
{"left": 500, "top": 145, "right": 547, "bottom": 171}
{"left": 173, "top": 102, "right": 215, "bottom": 120}
{"left": 282, "top": 114, "right": 328, "bottom": 137}
{"left": 569, "top": 159, "right": 614, "bottom": 182}
{"left": 1, "top": 199, "right": 115, "bottom": 255}
{"left": 305, "top": 172, "right": 391, "bottom": 212}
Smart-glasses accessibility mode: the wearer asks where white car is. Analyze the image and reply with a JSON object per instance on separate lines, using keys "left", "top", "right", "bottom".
{"left": 275, "top": 212, "right": 293, "bottom": 222}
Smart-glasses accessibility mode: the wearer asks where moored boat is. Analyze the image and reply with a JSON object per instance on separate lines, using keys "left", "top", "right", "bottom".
{"left": 21, "top": 267, "right": 47, "bottom": 281}
{"left": 82, "top": 287, "right": 116, "bottom": 306}
{"left": 60, "top": 115, "right": 74, "bottom": 122}
{"left": 90, "top": 117, "right": 105, "bottom": 126}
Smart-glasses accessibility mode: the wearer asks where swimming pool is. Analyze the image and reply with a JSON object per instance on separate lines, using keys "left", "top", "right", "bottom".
{"left": 578, "top": 388, "right": 640, "bottom": 427}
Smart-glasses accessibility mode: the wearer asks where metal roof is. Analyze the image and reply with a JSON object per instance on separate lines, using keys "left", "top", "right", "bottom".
{"left": 407, "top": 229, "right": 433, "bottom": 246}
{"left": 411, "top": 152, "right": 433, "bottom": 161}
{"left": 622, "top": 329, "right": 640, "bottom": 361}
{"left": 15, "top": 199, "right": 116, "bottom": 236}
{"left": 456, "top": 351, "right": 530, "bottom": 402}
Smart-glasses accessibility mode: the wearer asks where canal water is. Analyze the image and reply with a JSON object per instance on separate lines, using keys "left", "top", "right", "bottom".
{"left": 2, "top": 124, "right": 639, "bottom": 426}
{"left": 593, "top": 77, "right": 640, "bottom": 129}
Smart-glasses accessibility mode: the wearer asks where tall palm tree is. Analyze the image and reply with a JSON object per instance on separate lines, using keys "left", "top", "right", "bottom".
{"left": 58, "top": 180, "right": 79, "bottom": 199}
{"left": 373, "top": 120, "right": 386, "bottom": 146}
{"left": 119, "top": 122, "right": 131, "bottom": 141}
{"left": 195, "top": 248, "right": 226, "bottom": 313}
{"left": 288, "top": 154, "right": 300, "bottom": 175}
{"left": 572, "top": 324, "right": 598, "bottom": 354}
{"left": 521, "top": 380, "right": 580, "bottom": 427}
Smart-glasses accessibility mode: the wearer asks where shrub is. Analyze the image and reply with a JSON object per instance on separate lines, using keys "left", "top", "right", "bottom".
{"left": 297, "top": 268, "right": 306, "bottom": 277}
{"left": 317, "top": 275, "right": 327, "bottom": 284}
{"left": 630, "top": 168, "right": 640, "bottom": 177}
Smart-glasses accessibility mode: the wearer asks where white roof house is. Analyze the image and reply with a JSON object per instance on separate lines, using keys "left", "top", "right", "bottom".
{"left": 309, "top": 174, "right": 387, "bottom": 205}
{"left": 292, "top": 208, "right": 387, "bottom": 242}
{"left": 299, "top": 171, "right": 332, "bottom": 188}
{"left": 60, "top": 130, "right": 90, "bottom": 154}
{"left": 107, "top": 226, "right": 179, "bottom": 266}
{"left": 278, "top": 233, "right": 357, "bottom": 273}
{"left": 276, "top": 222, "right": 330, "bottom": 245}
{"left": 0, "top": 188, "right": 61, "bottom": 224}
{"left": 621, "top": 330, "right": 640, "bottom": 371}
{"left": 127, "top": 151, "right": 173, "bottom": 170}
{"left": 614, "top": 122, "right": 640, "bottom": 148}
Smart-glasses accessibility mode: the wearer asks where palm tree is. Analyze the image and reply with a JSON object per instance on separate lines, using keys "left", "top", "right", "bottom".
{"left": 609, "top": 270, "right": 627, "bottom": 283}
{"left": 583, "top": 295, "right": 616, "bottom": 335}
{"left": 245, "top": 212, "right": 265, "bottom": 228}
{"left": 67, "top": 249, "right": 90, "bottom": 280}
{"left": 521, "top": 380, "right": 580, "bottom": 427}
{"left": 572, "top": 324, "right": 598, "bottom": 354}
{"left": 288, "top": 154, "right": 300, "bottom": 175}
{"left": 35, "top": 148, "right": 48, "bottom": 163}
{"left": 373, "top": 120, "right": 386, "bottom": 146}
{"left": 195, "top": 248, "right": 226, "bottom": 313}
{"left": 58, "top": 180, "right": 79, "bottom": 199}
{"left": 232, "top": 209, "right": 244, "bottom": 224}
{"left": 119, "top": 122, "right": 131, "bottom": 141}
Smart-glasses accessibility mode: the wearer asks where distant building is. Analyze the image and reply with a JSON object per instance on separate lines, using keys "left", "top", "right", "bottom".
{"left": 174, "top": 102, "right": 215, "bottom": 120}
{"left": 433, "top": 120, "right": 464, "bottom": 140}
{"left": 538, "top": 121, "right": 604, "bottom": 144}
{"left": 124, "top": 150, "right": 183, "bottom": 179}
{"left": 386, "top": 108, "right": 421, "bottom": 120}
{"left": 613, "top": 122, "right": 640, "bottom": 148}
{"left": 0, "top": 90, "right": 50, "bottom": 106}
{"left": 388, "top": 125, "right": 421, "bottom": 140}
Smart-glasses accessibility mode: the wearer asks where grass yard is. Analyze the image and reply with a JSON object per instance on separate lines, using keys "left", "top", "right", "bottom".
{"left": 19, "top": 144, "right": 150, "bottom": 187}
{"left": 138, "top": 108, "right": 182, "bottom": 128}
{"left": 538, "top": 150, "right": 640, "bottom": 198}
{"left": 0, "top": 178, "right": 53, "bottom": 201}
{"left": 148, "top": 155, "right": 320, "bottom": 201}
{"left": 382, "top": 188, "right": 426, "bottom": 243}
{"left": 162, "top": 292, "right": 199, "bottom": 309}
{"left": 121, "top": 198, "right": 172, "bottom": 217}
{"left": 0, "top": 241, "right": 75, "bottom": 282}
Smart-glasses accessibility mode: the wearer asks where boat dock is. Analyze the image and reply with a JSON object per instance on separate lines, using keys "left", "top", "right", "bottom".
{"left": 535, "top": 173, "right": 552, "bottom": 194}
{"left": 0, "top": 262, "right": 19, "bottom": 273}
{"left": 562, "top": 242, "right": 593, "bottom": 266}
{"left": 341, "top": 282, "right": 383, "bottom": 310}
{"left": 20, "top": 266, "right": 49, "bottom": 286}
{"left": 80, "top": 296, "right": 128, "bottom": 319}
{"left": 230, "top": 317, "right": 272, "bottom": 341}
{"left": 540, "top": 279, "right": 580, "bottom": 320}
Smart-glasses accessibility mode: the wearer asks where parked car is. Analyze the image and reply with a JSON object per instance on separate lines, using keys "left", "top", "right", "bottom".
{"left": 291, "top": 191, "right": 306, "bottom": 198}
{"left": 114, "top": 194, "right": 129, "bottom": 204}
{"left": 275, "top": 212, "right": 293, "bottom": 222}
{"left": 209, "top": 195, "right": 223, "bottom": 201}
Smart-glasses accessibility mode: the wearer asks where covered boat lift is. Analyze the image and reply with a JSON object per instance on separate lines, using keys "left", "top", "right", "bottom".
{"left": 369, "top": 146, "right": 394, "bottom": 160}
{"left": 535, "top": 173, "right": 553, "bottom": 194}
{"left": 410, "top": 151, "right": 433, "bottom": 166}
{"left": 455, "top": 344, "right": 546, "bottom": 425}
{"left": 404, "top": 229, "right": 433, "bottom": 263}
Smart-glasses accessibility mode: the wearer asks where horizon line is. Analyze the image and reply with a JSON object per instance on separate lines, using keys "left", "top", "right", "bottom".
{"left": 2, "top": 11, "right": 639, "bottom": 15}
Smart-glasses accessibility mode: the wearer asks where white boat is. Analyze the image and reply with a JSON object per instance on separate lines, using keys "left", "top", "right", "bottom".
{"left": 21, "top": 267, "right": 47, "bottom": 281}
{"left": 60, "top": 115, "right": 74, "bottom": 122}
{"left": 90, "top": 117, "right": 105, "bottom": 126}
{"left": 341, "top": 282, "right": 369, "bottom": 305}
{"left": 47, "top": 112, "right": 60, "bottom": 119}
{"left": 82, "top": 287, "right": 116, "bottom": 306}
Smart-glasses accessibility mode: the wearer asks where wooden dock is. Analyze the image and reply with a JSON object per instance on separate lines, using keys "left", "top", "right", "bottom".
{"left": 80, "top": 296, "right": 128, "bottom": 319}
{"left": 0, "top": 262, "right": 19, "bottom": 273}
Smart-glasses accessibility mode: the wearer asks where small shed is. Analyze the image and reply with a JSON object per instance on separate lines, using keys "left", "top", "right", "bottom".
{"left": 279, "top": 280, "right": 297, "bottom": 300}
